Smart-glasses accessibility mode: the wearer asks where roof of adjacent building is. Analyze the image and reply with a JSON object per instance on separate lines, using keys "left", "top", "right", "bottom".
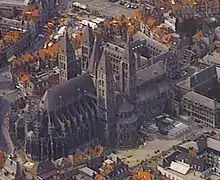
{"left": 132, "top": 31, "right": 169, "bottom": 52}
{"left": 179, "top": 137, "right": 220, "bottom": 153}
{"left": 183, "top": 91, "right": 216, "bottom": 109}
{"left": 79, "top": 167, "right": 97, "bottom": 177}
{"left": 137, "top": 79, "right": 175, "bottom": 101}
{"left": 153, "top": 51, "right": 179, "bottom": 65}
{"left": 136, "top": 62, "right": 165, "bottom": 86}
{"left": 169, "top": 161, "right": 190, "bottom": 175}
{"left": 178, "top": 65, "right": 217, "bottom": 89}
{"left": 41, "top": 74, "right": 95, "bottom": 111}
{"left": 207, "top": 137, "right": 220, "bottom": 152}
{"left": 199, "top": 52, "right": 220, "bottom": 66}
{"left": 0, "top": 0, "right": 31, "bottom": 6}
{"left": 117, "top": 95, "right": 134, "bottom": 113}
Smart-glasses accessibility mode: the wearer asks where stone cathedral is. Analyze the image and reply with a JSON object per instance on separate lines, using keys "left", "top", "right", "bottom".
{"left": 14, "top": 32, "right": 99, "bottom": 161}
{"left": 81, "top": 26, "right": 179, "bottom": 148}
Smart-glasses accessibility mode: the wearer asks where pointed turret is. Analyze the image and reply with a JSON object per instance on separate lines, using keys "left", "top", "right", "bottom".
{"left": 97, "top": 46, "right": 116, "bottom": 147}
{"left": 123, "top": 35, "right": 136, "bottom": 101}
{"left": 58, "top": 30, "right": 77, "bottom": 83}
{"left": 81, "top": 25, "right": 95, "bottom": 72}
{"left": 88, "top": 34, "right": 102, "bottom": 75}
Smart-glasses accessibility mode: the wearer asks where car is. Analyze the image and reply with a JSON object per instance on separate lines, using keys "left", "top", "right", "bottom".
{"left": 38, "top": 34, "right": 45, "bottom": 38}
{"left": 119, "top": 0, "right": 126, "bottom": 5}
{"left": 125, "top": 3, "right": 130, "bottom": 8}
{"left": 131, "top": 3, "right": 138, "bottom": 9}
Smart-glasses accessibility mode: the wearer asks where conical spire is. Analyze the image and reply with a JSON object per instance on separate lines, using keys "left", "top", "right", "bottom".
{"left": 59, "top": 30, "right": 77, "bottom": 82}
{"left": 88, "top": 34, "right": 102, "bottom": 75}
{"left": 82, "top": 25, "right": 94, "bottom": 47}
{"left": 97, "top": 46, "right": 116, "bottom": 147}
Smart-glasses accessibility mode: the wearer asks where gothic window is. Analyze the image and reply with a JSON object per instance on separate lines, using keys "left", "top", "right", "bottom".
{"left": 62, "top": 63, "right": 66, "bottom": 70}
{"left": 102, "top": 90, "right": 105, "bottom": 96}
{"left": 99, "top": 80, "right": 102, "bottom": 86}
{"left": 59, "top": 54, "right": 65, "bottom": 61}
{"left": 125, "top": 63, "right": 128, "bottom": 70}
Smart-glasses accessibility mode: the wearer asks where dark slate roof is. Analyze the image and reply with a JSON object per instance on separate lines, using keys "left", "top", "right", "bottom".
{"left": 175, "top": 152, "right": 207, "bottom": 172}
{"left": 190, "top": 65, "right": 217, "bottom": 88}
{"left": 36, "top": 161, "right": 56, "bottom": 174}
{"left": 55, "top": 157, "right": 71, "bottom": 168}
{"left": 178, "top": 65, "right": 217, "bottom": 89}
{"left": 116, "top": 94, "right": 134, "bottom": 113}
{"left": 183, "top": 91, "right": 216, "bottom": 109}
{"left": 153, "top": 51, "right": 179, "bottom": 65}
{"left": 41, "top": 74, "right": 95, "bottom": 111}
{"left": 136, "top": 62, "right": 165, "bottom": 86}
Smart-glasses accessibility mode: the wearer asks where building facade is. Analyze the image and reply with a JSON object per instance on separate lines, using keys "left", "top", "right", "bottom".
{"left": 181, "top": 91, "right": 220, "bottom": 128}
{"left": 82, "top": 29, "right": 178, "bottom": 148}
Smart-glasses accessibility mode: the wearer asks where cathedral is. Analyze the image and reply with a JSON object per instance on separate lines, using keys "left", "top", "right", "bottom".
{"left": 12, "top": 26, "right": 181, "bottom": 160}
{"left": 14, "top": 32, "right": 99, "bottom": 161}
{"left": 81, "top": 26, "right": 180, "bottom": 148}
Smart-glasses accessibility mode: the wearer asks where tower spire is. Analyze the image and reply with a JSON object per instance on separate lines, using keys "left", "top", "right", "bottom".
{"left": 124, "top": 35, "right": 136, "bottom": 101}
{"left": 97, "top": 46, "right": 116, "bottom": 147}
{"left": 88, "top": 34, "right": 102, "bottom": 75}
{"left": 58, "top": 30, "right": 77, "bottom": 83}
{"left": 81, "top": 25, "right": 95, "bottom": 72}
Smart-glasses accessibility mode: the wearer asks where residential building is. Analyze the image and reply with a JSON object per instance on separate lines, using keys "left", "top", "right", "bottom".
{"left": 158, "top": 136, "right": 220, "bottom": 180}
{"left": 181, "top": 91, "right": 220, "bottom": 128}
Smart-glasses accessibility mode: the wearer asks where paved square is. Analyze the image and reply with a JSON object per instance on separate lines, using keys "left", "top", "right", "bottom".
{"left": 116, "top": 138, "right": 181, "bottom": 167}
{"left": 73, "top": 0, "right": 137, "bottom": 17}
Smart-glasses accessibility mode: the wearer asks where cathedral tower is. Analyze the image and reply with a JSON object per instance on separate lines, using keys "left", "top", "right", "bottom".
{"left": 81, "top": 25, "right": 94, "bottom": 73}
{"left": 58, "top": 31, "right": 77, "bottom": 83}
{"left": 121, "top": 35, "right": 136, "bottom": 101}
{"left": 97, "top": 46, "right": 116, "bottom": 147}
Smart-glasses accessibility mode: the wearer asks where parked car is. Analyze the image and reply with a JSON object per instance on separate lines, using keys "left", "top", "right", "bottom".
{"left": 119, "top": 0, "right": 126, "bottom": 5}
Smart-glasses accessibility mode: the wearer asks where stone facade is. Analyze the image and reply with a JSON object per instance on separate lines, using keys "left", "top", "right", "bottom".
{"left": 82, "top": 29, "right": 179, "bottom": 148}
{"left": 181, "top": 91, "right": 220, "bottom": 128}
